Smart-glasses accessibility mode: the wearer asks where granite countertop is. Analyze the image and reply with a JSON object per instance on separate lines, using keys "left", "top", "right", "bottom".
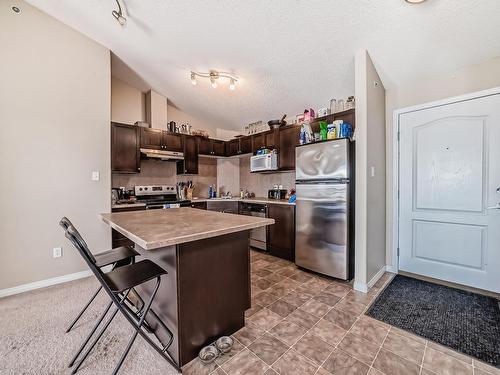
{"left": 192, "top": 197, "right": 295, "bottom": 206}
{"left": 111, "top": 202, "right": 146, "bottom": 209}
{"left": 101, "top": 207, "right": 275, "bottom": 250}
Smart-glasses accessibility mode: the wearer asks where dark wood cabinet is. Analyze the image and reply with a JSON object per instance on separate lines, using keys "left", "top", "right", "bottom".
{"left": 111, "top": 205, "right": 146, "bottom": 247}
{"left": 111, "top": 123, "right": 141, "bottom": 173}
{"left": 140, "top": 128, "right": 183, "bottom": 152}
{"left": 278, "top": 125, "right": 301, "bottom": 170}
{"left": 226, "top": 139, "right": 240, "bottom": 156}
{"left": 206, "top": 201, "right": 239, "bottom": 214}
{"left": 252, "top": 133, "right": 266, "bottom": 153}
{"left": 190, "top": 201, "right": 207, "bottom": 210}
{"left": 265, "top": 130, "right": 279, "bottom": 149}
{"left": 240, "top": 136, "right": 252, "bottom": 154}
{"left": 140, "top": 128, "right": 163, "bottom": 150}
{"left": 177, "top": 136, "right": 198, "bottom": 175}
{"left": 267, "top": 204, "right": 295, "bottom": 261}
{"left": 198, "top": 137, "right": 226, "bottom": 156}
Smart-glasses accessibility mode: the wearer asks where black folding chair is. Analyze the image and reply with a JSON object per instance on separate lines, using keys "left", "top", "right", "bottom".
{"left": 63, "top": 223, "right": 178, "bottom": 374}
{"left": 59, "top": 217, "right": 139, "bottom": 333}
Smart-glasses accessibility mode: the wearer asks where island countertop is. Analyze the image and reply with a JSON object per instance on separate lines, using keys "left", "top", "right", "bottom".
{"left": 101, "top": 207, "right": 274, "bottom": 250}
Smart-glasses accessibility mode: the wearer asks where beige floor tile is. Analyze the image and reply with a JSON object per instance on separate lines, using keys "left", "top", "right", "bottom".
{"left": 474, "top": 360, "right": 500, "bottom": 375}
{"left": 316, "top": 367, "right": 332, "bottom": 375}
{"left": 299, "top": 299, "right": 331, "bottom": 317}
{"left": 295, "top": 284, "right": 321, "bottom": 297}
{"left": 276, "top": 267, "right": 298, "bottom": 277}
{"left": 427, "top": 341, "right": 473, "bottom": 365}
{"left": 322, "top": 348, "right": 369, "bottom": 375}
{"left": 279, "top": 291, "right": 312, "bottom": 308}
{"left": 289, "top": 272, "right": 313, "bottom": 283}
{"left": 343, "top": 290, "right": 375, "bottom": 306}
{"left": 254, "top": 269, "right": 273, "bottom": 278}
{"left": 249, "top": 308, "right": 283, "bottom": 331}
{"left": 475, "top": 369, "right": 495, "bottom": 375}
{"left": 335, "top": 299, "right": 366, "bottom": 316}
{"left": 248, "top": 333, "right": 290, "bottom": 365}
{"left": 245, "top": 304, "right": 264, "bottom": 318}
{"left": 263, "top": 369, "right": 278, "bottom": 375}
{"left": 389, "top": 327, "right": 427, "bottom": 345}
{"left": 349, "top": 316, "right": 389, "bottom": 345}
{"left": 323, "top": 308, "right": 358, "bottom": 330}
{"left": 293, "top": 333, "right": 334, "bottom": 365}
{"left": 285, "top": 308, "right": 321, "bottom": 329}
{"left": 267, "top": 299, "right": 296, "bottom": 318}
{"left": 422, "top": 347, "right": 473, "bottom": 375}
{"left": 382, "top": 331, "right": 425, "bottom": 364}
{"left": 367, "top": 368, "right": 385, "bottom": 375}
{"left": 264, "top": 263, "right": 284, "bottom": 272}
{"left": 373, "top": 348, "right": 420, "bottom": 375}
{"left": 324, "top": 283, "right": 352, "bottom": 297}
{"left": 264, "top": 273, "right": 284, "bottom": 284}
{"left": 268, "top": 320, "right": 308, "bottom": 346}
{"left": 252, "top": 291, "right": 280, "bottom": 307}
{"left": 272, "top": 349, "right": 318, "bottom": 375}
{"left": 182, "top": 357, "right": 218, "bottom": 375}
{"left": 308, "top": 319, "right": 347, "bottom": 346}
{"left": 313, "top": 291, "right": 341, "bottom": 307}
{"left": 253, "top": 278, "right": 273, "bottom": 291}
{"left": 221, "top": 349, "right": 269, "bottom": 375}
{"left": 210, "top": 368, "right": 226, "bottom": 375}
{"left": 338, "top": 332, "right": 381, "bottom": 365}
{"left": 233, "top": 321, "right": 265, "bottom": 346}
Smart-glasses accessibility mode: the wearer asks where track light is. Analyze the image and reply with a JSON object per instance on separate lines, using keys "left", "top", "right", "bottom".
{"left": 112, "top": 0, "right": 127, "bottom": 25}
{"left": 190, "top": 70, "right": 239, "bottom": 90}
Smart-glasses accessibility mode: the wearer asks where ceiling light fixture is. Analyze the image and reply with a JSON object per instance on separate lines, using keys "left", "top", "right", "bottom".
{"left": 190, "top": 70, "right": 239, "bottom": 90}
{"left": 405, "top": 0, "right": 427, "bottom": 3}
{"left": 112, "top": 0, "right": 127, "bottom": 25}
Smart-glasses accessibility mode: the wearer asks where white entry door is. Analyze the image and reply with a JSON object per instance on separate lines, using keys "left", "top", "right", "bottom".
{"left": 399, "top": 93, "right": 500, "bottom": 293}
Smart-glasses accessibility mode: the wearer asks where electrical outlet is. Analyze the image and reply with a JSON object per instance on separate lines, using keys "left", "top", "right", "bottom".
{"left": 53, "top": 247, "right": 62, "bottom": 258}
{"left": 92, "top": 171, "right": 100, "bottom": 181}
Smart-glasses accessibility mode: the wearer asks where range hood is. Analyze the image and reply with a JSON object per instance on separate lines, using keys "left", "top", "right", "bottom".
{"left": 140, "top": 148, "right": 184, "bottom": 161}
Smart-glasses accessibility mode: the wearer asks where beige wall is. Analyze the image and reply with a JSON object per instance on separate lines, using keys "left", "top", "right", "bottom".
{"left": 112, "top": 158, "right": 217, "bottom": 199}
{"left": 0, "top": 1, "right": 111, "bottom": 290}
{"left": 239, "top": 156, "right": 295, "bottom": 197}
{"left": 111, "top": 76, "right": 146, "bottom": 124}
{"left": 167, "top": 104, "right": 225, "bottom": 139}
{"left": 354, "top": 50, "right": 386, "bottom": 290}
{"left": 385, "top": 57, "right": 500, "bottom": 268}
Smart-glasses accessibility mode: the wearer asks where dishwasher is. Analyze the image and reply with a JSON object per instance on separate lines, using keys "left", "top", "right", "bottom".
{"left": 239, "top": 202, "right": 268, "bottom": 251}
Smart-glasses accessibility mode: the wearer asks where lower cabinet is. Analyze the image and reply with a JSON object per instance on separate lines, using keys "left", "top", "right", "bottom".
{"left": 206, "top": 201, "right": 239, "bottom": 214}
{"left": 111, "top": 205, "right": 145, "bottom": 248}
{"left": 267, "top": 204, "right": 295, "bottom": 261}
{"left": 191, "top": 201, "right": 207, "bottom": 210}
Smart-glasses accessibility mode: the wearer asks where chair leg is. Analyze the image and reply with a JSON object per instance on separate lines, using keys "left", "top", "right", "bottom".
{"left": 66, "top": 286, "right": 102, "bottom": 333}
{"left": 71, "top": 290, "right": 130, "bottom": 374}
{"left": 68, "top": 300, "right": 112, "bottom": 367}
{"left": 111, "top": 278, "right": 161, "bottom": 375}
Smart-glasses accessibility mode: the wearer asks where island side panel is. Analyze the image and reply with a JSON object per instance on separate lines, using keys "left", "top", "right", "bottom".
{"left": 133, "top": 244, "right": 181, "bottom": 366}
{"left": 177, "top": 230, "right": 250, "bottom": 366}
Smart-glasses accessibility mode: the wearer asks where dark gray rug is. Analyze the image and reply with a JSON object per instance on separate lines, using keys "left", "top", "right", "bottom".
{"left": 366, "top": 275, "right": 500, "bottom": 368}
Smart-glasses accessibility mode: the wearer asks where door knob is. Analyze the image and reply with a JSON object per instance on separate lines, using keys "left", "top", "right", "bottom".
{"left": 496, "top": 187, "right": 500, "bottom": 194}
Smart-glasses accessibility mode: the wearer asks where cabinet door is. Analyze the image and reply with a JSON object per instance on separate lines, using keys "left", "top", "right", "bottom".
{"left": 226, "top": 139, "right": 240, "bottom": 156}
{"left": 191, "top": 201, "right": 207, "bottom": 210}
{"left": 252, "top": 133, "right": 265, "bottom": 153}
{"left": 163, "top": 133, "right": 184, "bottom": 152}
{"left": 207, "top": 201, "right": 239, "bottom": 213}
{"left": 177, "top": 136, "right": 198, "bottom": 174}
{"left": 240, "top": 136, "right": 252, "bottom": 154}
{"left": 212, "top": 140, "right": 226, "bottom": 156}
{"left": 140, "top": 128, "right": 163, "bottom": 150}
{"left": 198, "top": 137, "right": 212, "bottom": 155}
{"left": 265, "top": 130, "right": 279, "bottom": 149}
{"left": 278, "top": 126, "right": 301, "bottom": 170}
{"left": 267, "top": 204, "right": 295, "bottom": 261}
{"left": 111, "top": 123, "right": 140, "bottom": 173}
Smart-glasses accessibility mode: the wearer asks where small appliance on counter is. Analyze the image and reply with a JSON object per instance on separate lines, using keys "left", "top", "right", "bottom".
{"left": 250, "top": 153, "right": 278, "bottom": 172}
{"left": 134, "top": 185, "right": 190, "bottom": 209}
{"left": 268, "top": 188, "right": 287, "bottom": 200}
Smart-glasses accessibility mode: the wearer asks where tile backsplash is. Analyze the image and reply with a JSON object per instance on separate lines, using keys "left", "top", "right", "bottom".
{"left": 239, "top": 155, "right": 295, "bottom": 197}
{"left": 112, "top": 158, "right": 217, "bottom": 198}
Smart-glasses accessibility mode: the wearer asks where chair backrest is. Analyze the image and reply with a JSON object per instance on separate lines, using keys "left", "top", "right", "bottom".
{"left": 65, "top": 225, "right": 97, "bottom": 265}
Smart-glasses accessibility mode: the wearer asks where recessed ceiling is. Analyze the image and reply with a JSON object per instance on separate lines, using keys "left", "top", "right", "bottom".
{"left": 26, "top": 0, "right": 500, "bottom": 131}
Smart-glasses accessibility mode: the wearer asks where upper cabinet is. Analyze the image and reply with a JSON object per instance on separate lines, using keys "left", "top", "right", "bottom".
{"left": 177, "top": 135, "right": 198, "bottom": 175}
{"left": 111, "top": 122, "right": 141, "bottom": 173}
{"left": 198, "top": 137, "right": 226, "bottom": 156}
{"left": 278, "top": 126, "right": 301, "bottom": 170}
{"left": 240, "top": 136, "right": 252, "bottom": 154}
{"left": 140, "top": 128, "right": 183, "bottom": 152}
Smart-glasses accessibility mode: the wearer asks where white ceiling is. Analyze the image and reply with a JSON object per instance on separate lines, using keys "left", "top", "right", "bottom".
{"left": 25, "top": 0, "right": 500, "bottom": 131}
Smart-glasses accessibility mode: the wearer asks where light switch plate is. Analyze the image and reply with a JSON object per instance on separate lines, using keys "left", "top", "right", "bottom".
{"left": 92, "top": 171, "right": 100, "bottom": 181}
{"left": 370, "top": 166, "right": 375, "bottom": 177}
{"left": 53, "top": 247, "right": 62, "bottom": 258}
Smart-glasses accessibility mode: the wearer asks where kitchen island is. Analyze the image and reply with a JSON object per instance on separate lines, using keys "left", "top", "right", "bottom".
{"left": 101, "top": 208, "right": 274, "bottom": 367}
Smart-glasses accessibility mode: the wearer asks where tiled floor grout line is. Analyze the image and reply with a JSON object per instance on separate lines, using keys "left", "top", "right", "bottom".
{"left": 368, "top": 325, "right": 392, "bottom": 374}
{"left": 419, "top": 341, "right": 427, "bottom": 375}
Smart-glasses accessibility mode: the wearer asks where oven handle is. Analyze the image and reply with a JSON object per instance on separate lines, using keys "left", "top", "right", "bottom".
{"left": 146, "top": 204, "right": 164, "bottom": 210}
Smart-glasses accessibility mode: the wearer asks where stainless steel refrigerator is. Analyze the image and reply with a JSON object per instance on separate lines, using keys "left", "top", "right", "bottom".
{"left": 295, "top": 138, "right": 354, "bottom": 280}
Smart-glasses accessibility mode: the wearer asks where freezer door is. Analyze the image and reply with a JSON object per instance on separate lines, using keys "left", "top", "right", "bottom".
{"left": 295, "top": 182, "right": 349, "bottom": 279}
{"left": 295, "top": 138, "right": 349, "bottom": 181}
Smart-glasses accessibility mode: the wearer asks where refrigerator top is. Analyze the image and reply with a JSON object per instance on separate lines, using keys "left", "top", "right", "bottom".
{"left": 295, "top": 138, "right": 350, "bottom": 181}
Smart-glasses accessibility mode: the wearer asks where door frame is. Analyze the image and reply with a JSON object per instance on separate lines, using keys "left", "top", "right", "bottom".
{"left": 392, "top": 86, "right": 500, "bottom": 274}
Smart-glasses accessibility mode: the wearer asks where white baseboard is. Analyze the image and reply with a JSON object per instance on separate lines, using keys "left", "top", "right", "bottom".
{"left": 354, "top": 265, "right": 391, "bottom": 294}
{"left": 0, "top": 269, "right": 93, "bottom": 299}
{"left": 385, "top": 265, "right": 398, "bottom": 274}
